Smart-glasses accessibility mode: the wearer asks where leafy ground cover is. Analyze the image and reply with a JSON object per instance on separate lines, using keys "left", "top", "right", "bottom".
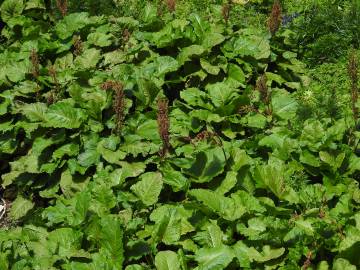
{"left": 0, "top": 0, "right": 360, "bottom": 269}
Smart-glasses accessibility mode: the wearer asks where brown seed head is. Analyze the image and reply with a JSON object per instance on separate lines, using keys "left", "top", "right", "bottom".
{"left": 256, "top": 74, "right": 272, "bottom": 115}
{"left": 56, "top": 0, "right": 68, "bottom": 17}
{"left": 267, "top": 0, "right": 282, "bottom": 35}
{"left": 165, "top": 0, "right": 176, "bottom": 13}
{"left": 222, "top": 2, "right": 231, "bottom": 23}
{"left": 348, "top": 49, "right": 359, "bottom": 120}
{"left": 72, "top": 35, "right": 83, "bottom": 56}
{"left": 101, "top": 81, "right": 126, "bottom": 133}
{"left": 30, "top": 49, "right": 40, "bottom": 78}
{"left": 157, "top": 98, "right": 170, "bottom": 156}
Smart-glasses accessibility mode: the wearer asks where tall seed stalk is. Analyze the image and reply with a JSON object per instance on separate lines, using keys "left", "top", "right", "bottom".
{"left": 30, "top": 49, "right": 39, "bottom": 79}
{"left": 101, "top": 81, "right": 126, "bottom": 134}
{"left": 56, "top": 0, "right": 68, "bottom": 17}
{"left": 256, "top": 74, "right": 272, "bottom": 115}
{"left": 348, "top": 49, "right": 359, "bottom": 121}
{"left": 157, "top": 97, "right": 170, "bottom": 157}
{"left": 267, "top": 0, "right": 282, "bottom": 35}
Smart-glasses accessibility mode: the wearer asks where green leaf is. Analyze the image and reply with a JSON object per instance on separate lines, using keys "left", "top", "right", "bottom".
{"left": 1, "top": 0, "right": 24, "bottom": 22}
{"left": 177, "top": 45, "right": 205, "bottom": 65}
{"left": 271, "top": 89, "right": 298, "bottom": 120}
{"left": 195, "top": 245, "right": 234, "bottom": 270}
{"left": 254, "top": 161, "right": 299, "bottom": 203}
{"left": 206, "top": 82, "right": 237, "bottom": 108}
{"left": 189, "top": 189, "right": 246, "bottom": 221}
{"left": 48, "top": 228, "right": 83, "bottom": 258}
{"left": 202, "top": 32, "right": 225, "bottom": 49}
{"left": 333, "top": 258, "right": 356, "bottom": 270}
{"left": 185, "top": 147, "right": 226, "bottom": 183}
{"left": 20, "top": 102, "right": 48, "bottom": 122}
{"left": 227, "top": 64, "right": 245, "bottom": 84}
{"left": 131, "top": 172, "right": 163, "bottom": 206}
{"left": 74, "top": 48, "right": 101, "bottom": 69}
{"left": 180, "top": 88, "right": 211, "bottom": 109}
{"left": 46, "top": 101, "right": 86, "bottom": 129}
{"left": 99, "top": 215, "right": 124, "bottom": 269}
{"left": 87, "top": 32, "right": 112, "bottom": 47}
{"left": 55, "top": 12, "right": 98, "bottom": 39}
{"left": 216, "top": 171, "right": 237, "bottom": 195}
{"left": 200, "top": 58, "right": 220, "bottom": 75}
{"left": 155, "top": 251, "right": 181, "bottom": 270}
{"left": 160, "top": 163, "right": 188, "bottom": 192}
{"left": 194, "top": 220, "right": 224, "bottom": 248}
{"left": 225, "top": 29, "right": 270, "bottom": 59}
{"left": 319, "top": 151, "right": 345, "bottom": 170}
{"left": 9, "top": 195, "right": 34, "bottom": 220}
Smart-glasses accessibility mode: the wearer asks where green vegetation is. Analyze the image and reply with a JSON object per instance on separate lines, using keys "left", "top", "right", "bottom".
{"left": 0, "top": 0, "right": 359, "bottom": 269}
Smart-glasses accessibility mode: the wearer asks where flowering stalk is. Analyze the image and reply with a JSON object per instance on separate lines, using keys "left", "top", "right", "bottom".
{"left": 56, "top": 0, "right": 68, "bottom": 17}
{"left": 157, "top": 97, "right": 170, "bottom": 156}
{"left": 267, "top": 0, "right": 282, "bottom": 35}
{"left": 222, "top": 1, "right": 231, "bottom": 24}
{"left": 30, "top": 49, "right": 39, "bottom": 79}
{"left": 101, "top": 81, "right": 126, "bottom": 133}
{"left": 72, "top": 35, "right": 83, "bottom": 56}
{"left": 165, "top": 0, "right": 176, "bottom": 13}
{"left": 47, "top": 65, "right": 60, "bottom": 104}
{"left": 348, "top": 49, "right": 359, "bottom": 121}
{"left": 256, "top": 74, "right": 272, "bottom": 115}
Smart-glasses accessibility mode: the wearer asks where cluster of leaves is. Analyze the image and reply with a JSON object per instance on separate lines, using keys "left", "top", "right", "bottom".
{"left": 0, "top": 0, "right": 360, "bottom": 269}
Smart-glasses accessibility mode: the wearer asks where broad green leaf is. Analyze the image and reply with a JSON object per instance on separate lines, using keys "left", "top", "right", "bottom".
{"left": 333, "top": 258, "right": 356, "bottom": 270}
{"left": 300, "top": 150, "right": 320, "bottom": 167}
{"left": 202, "top": 32, "right": 225, "bottom": 49}
{"left": 255, "top": 161, "right": 299, "bottom": 203}
{"left": 160, "top": 163, "right": 188, "bottom": 191}
{"left": 55, "top": 12, "right": 99, "bottom": 39}
{"left": 180, "top": 88, "right": 211, "bottom": 109}
{"left": 87, "top": 32, "right": 112, "bottom": 47}
{"left": 227, "top": 64, "right": 245, "bottom": 84}
{"left": 189, "top": 189, "right": 246, "bottom": 221}
{"left": 1, "top": 0, "right": 24, "bottom": 22}
{"left": 9, "top": 195, "right": 34, "bottom": 220}
{"left": 319, "top": 151, "right": 345, "bottom": 170}
{"left": 216, "top": 171, "right": 237, "bottom": 195}
{"left": 74, "top": 48, "right": 101, "bottom": 69}
{"left": 131, "top": 172, "right": 163, "bottom": 206}
{"left": 225, "top": 29, "right": 270, "bottom": 59}
{"left": 99, "top": 215, "right": 124, "bottom": 268}
{"left": 185, "top": 147, "right": 226, "bottom": 183}
{"left": 155, "top": 251, "right": 181, "bottom": 270}
{"left": 177, "top": 45, "right": 205, "bottom": 65}
{"left": 46, "top": 101, "right": 86, "bottom": 129}
{"left": 48, "top": 228, "right": 83, "bottom": 258}
{"left": 271, "top": 89, "right": 298, "bottom": 120}
{"left": 194, "top": 220, "right": 224, "bottom": 248}
{"left": 195, "top": 245, "right": 234, "bottom": 270}
{"left": 200, "top": 58, "right": 220, "bottom": 75}
{"left": 206, "top": 82, "right": 237, "bottom": 108}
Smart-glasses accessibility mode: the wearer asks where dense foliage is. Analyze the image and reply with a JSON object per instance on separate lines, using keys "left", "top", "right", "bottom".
{"left": 0, "top": 0, "right": 360, "bottom": 269}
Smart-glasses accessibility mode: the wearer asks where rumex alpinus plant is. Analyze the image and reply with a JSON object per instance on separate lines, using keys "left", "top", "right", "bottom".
{"left": 56, "top": 0, "right": 68, "bottom": 17}
{"left": 30, "top": 49, "right": 39, "bottom": 78}
{"left": 267, "top": 0, "right": 282, "bottom": 35}
{"left": 101, "top": 81, "right": 126, "bottom": 133}
{"left": 256, "top": 73, "right": 272, "bottom": 115}
{"left": 157, "top": 97, "right": 170, "bottom": 157}
{"left": 348, "top": 49, "right": 359, "bottom": 121}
